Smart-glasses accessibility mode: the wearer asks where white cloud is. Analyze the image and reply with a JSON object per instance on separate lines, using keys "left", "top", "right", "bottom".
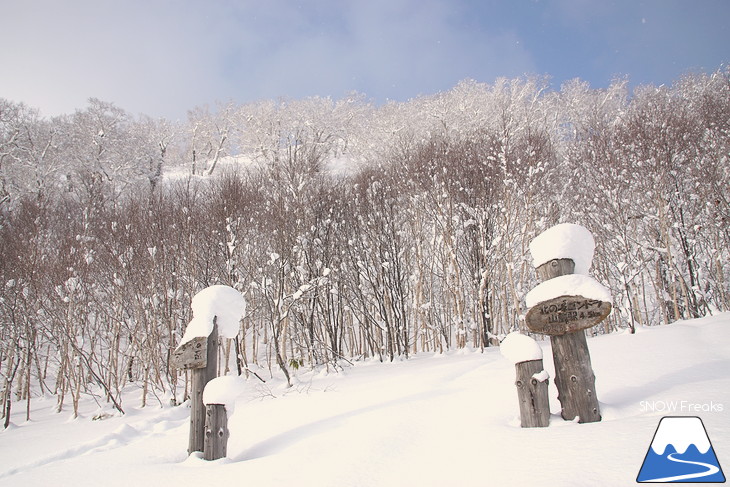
{"left": 0, "top": 0, "right": 535, "bottom": 117}
{"left": 2, "top": 0, "right": 725, "bottom": 118}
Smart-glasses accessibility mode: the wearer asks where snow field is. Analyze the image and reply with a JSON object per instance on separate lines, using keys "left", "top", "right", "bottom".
{"left": 1, "top": 313, "right": 728, "bottom": 486}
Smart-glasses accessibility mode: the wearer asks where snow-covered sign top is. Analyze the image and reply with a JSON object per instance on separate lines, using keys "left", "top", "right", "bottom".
{"left": 180, "top": 285, "right": 246, "bottom": 345}
{"left": 525, "top": 274, "right": 611, "bottom": 308}
{"left": 529, "top": 223, "right": 595, "bottom": 275}
{"left": 525, "top": 223, "right": 612, "bottom": 335}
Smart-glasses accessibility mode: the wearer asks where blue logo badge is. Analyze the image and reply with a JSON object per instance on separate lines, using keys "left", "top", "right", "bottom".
{"left": 637, "top": 416, "right": 725, "bottom": 483}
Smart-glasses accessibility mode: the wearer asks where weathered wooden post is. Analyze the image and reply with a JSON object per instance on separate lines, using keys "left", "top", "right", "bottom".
{"left": 172, "top": 321, "right": 218, "bottom": 454}
{"left": 172, "top": 285, "right": 247, "bottom": 459}
{"left": 201, "top": 374, "right": 246, "bottom": 461}
{"left": 515, "top": 359, "right": 550, "bottom": 428}
{"left": 203, "top": 403, "right": 229, "bottom": 460}
{"left": 525, "top": 224, "right": 612, "bottom": 424}
{"left": 501, "top": 332, "right": 551, "bottom": 427}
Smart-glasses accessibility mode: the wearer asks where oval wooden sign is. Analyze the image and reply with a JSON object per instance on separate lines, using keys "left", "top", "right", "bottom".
{"left": 525, "top": 295, "right": 612, "bottom": 336}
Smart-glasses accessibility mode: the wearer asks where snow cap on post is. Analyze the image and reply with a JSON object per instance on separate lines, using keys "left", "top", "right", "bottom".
{"left": 180, "top": 285, "right": 246, "bottom": 345}
{"left": 500, "top": 332, "right": 543, "bottom": 365}
{"left": 203, "top": 375, "right": 246, "bottom": 412}
{"left": 529, "top": 223, "right": 595, "bottom": 275}
{"left": 525, "top": 274, "right": 612, "bottom": 308}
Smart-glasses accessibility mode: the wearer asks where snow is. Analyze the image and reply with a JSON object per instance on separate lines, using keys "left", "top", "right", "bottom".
{"left": 500, "top": 332, "right": 543, "bottom": 364}
{"left": 650, "top": 416, "right": 711, "bottom": 455}
{"left": 525, "top": 274, "right": 612, "bottom": 308}
{"left": 1, "top": 313, "right": 729, "bottom": 486}
{"left": 203, "top": 376, "right": 247, "bottom": 413}
{"left": 532, "top": 370, "right": 550, "bottom": 382}
{"left": 529, "top": 223, "right": 595, "bottom": 275}
{"left": 180, "top": 285, "right": 246, "bottom": 345}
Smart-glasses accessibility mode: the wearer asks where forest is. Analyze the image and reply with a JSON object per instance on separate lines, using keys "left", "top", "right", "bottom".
{"left": 1, "top": 68, "right": 728, "bottom": 422}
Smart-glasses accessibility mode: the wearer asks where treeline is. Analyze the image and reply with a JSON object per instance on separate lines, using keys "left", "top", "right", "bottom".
{"left": 1, "top": 69, "right": 728, "bottom": 420}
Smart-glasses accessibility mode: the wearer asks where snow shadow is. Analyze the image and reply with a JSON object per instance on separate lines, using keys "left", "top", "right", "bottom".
{"left": 599, "top": 358, "right": 730, "bottom": 410}
{"left": 231, "top": 389, "right": 451, "bottom": 462}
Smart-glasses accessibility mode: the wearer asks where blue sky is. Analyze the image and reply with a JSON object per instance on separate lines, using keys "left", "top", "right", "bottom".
{"left": 1, "top": 0, "right": 728, "bottom": 120}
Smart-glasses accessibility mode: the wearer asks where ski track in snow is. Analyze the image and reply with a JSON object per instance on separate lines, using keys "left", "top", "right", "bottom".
{"left": 642, "top": 452, "right": 720, "bottom": 482}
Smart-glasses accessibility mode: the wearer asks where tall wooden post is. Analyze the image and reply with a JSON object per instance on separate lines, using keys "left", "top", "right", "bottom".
{"left": 537, "top": 259, "right": 601, "bottom": 423}
{"left": 188, "top": 321, "right": 218, "bottom": 454}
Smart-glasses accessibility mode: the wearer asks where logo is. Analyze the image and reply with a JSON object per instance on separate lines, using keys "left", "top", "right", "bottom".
{"left": 637, "top": 416, "right": 725, "bottom": 483}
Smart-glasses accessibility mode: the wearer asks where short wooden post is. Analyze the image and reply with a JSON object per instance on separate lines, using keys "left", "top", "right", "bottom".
{"left": 514, "top": 359, "right": 550, "bottom": 428}
{"left": 537, "top": 259, "right": 601, "bottom": 423}
{"left": 203, "top": 404, "right": 229, "bottom": 460}
{"left": 188, "top": 321, "right": 218, "bottom": 454}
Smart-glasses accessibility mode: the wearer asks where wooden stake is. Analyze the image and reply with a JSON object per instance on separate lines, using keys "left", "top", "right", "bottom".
{"left": 203, "top": 404, "right": 229, "bottom": 460}
{"left": 514, "top": 359, "right": 550, "bottom": 427}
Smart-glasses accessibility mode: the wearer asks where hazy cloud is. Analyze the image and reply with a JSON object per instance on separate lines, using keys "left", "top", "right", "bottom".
{"left": 1, "top": 0, "right": 727, "bottom": 119}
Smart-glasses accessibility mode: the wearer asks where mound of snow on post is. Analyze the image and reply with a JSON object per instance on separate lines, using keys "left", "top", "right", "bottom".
{"left": 180, "top": 285, "right": 246, "bottom": 344}
{"left": 525, "top": 274, "right": 612, "bottom": 308}
{"left": 203, "top": 376, "right": 247, "bottom": 413}
{"left": 500, "top": 332, "right": 543, "bottom": 364}
{"left": 529, "top": 223, "right": 595, "bottom": 275}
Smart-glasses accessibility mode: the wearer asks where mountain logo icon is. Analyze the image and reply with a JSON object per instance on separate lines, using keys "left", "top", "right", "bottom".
{"left": 637, "top": 416, "right": 726, "bottom": 483}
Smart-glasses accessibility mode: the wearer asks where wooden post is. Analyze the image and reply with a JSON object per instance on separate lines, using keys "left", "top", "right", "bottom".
{"left": 514, "top": 359, "right": 550, "bottom": 428}
{"left": 204, "top": 404, "right": 229, "bottom": 460}
{"left": 535, "top": 258, "right": 575, "bottom": 282}
{"left": 551, "top": 331, "right": 600, "bottom": 423}
{"left": 537, "top": 259, "right": 601, "bottom": 423}
{"left": 188, "top": 321, "right": 218, "bottom": 454}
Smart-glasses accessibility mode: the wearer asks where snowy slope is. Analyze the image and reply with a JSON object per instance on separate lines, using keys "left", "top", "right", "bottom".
{"left": 1, "top": 313, "right": 729, "bottom": 486}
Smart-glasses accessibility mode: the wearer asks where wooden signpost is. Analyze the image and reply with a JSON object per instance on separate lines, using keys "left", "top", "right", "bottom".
{"left": 526, "top": 258, "right": 604, "bottom": 423}
{"left": 524, "top": 225, "right": 612, "bottom": 424}
{"left": 525, "top": 296, "right": 612, "bottom": 336}
{"left": 172, "top": 321, "right": 219, "bottom": 455}
{"left": 172, "top": 286, "right": 246, "bottom": 460}
{"left": 171, "top": 336, "right": 208, "bottom": 370}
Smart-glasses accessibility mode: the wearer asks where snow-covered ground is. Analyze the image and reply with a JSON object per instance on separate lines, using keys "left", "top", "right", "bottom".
{"left": 1, "top": 313, "right": 728, "bottom": 486}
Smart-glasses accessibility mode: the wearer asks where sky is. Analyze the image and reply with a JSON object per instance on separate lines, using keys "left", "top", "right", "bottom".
{"left": 1, "top": 0, "right": 728, "bottom": 121}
